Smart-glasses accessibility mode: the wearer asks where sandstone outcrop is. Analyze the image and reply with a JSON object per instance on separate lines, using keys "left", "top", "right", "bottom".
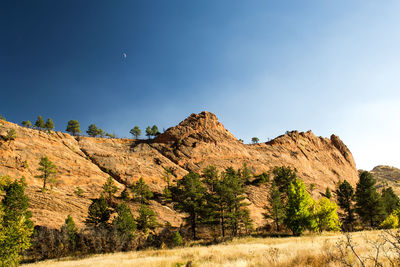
{"left": 0, "top": 112, "right": 359, "bottom": 229}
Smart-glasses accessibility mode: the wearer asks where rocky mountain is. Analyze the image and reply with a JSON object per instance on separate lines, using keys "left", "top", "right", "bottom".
{"left": 0, "top": 111, "right": 359, "bottom": 229}
{"left": 370, "top": 165, "right": 400, "bottom": 195}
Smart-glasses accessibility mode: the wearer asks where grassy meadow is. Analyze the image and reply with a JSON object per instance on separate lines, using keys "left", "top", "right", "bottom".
{"left": 22, "top": 230, "right": 396, "bottom": 267}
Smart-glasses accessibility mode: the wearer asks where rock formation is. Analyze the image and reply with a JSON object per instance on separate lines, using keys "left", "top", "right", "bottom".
{"left": 0, "top": 111, "right": 359, "bottom": 229}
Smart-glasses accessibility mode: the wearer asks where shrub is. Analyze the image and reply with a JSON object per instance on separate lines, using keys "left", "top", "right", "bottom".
{"left": 380, "top": 213, "right": 399, "bottom": 229}
{"left": 4, "top": 128, "right": 16, "bottom": 141}
{"left": 171, "top": 231, "right": 183, "bottom": 247}
{"left": 74, "top": 186, "right": 84, "bottom": 197}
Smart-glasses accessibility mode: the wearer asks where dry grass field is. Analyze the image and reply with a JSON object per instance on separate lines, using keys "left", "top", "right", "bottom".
{"left": 22, "top": 230, "right": 400, "bottom": 267}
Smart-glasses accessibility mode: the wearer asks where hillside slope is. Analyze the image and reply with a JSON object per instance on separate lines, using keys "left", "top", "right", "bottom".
{"left": 0, "top": 112, "right": 359, "bottom": 229}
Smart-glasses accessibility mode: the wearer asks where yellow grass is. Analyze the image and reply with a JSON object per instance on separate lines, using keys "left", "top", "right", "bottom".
{"left": 22, "top": 230, "right": 394, "bottom": 267}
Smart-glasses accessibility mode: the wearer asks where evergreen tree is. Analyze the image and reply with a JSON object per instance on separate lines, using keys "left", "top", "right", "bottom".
{"left": 171, "top": 231, "right": 183, "bottom": 247}
{"left": 0, "top": 114, "right": 5, "bottom": 121}
{"left": 0, "top": 179, "right": 34, "bottom": 266}
{"left": 36, "top": 156, "right": 57, "bottom": 190}
{"left": 264, "top": 182, "right": 285, "bottom": 232}
{"left": 325, "top": 187, "right": 332, "bottom": 199}
{"left": 61, "top": 215, "right": 78, "bottom": 250}
{"left": 66, "top": 120, "right": 81, "bottom": 136}
{"left": 284, "top": 178, "right": 313, "bottom": 236}
{"left": 381, "top": 187, "right": 400, "bottom": 215}
{"left": 85, "top": 195, "right": 111, "bottom": 227}
{"left": 239, "top": 163, "right": 252, "bottom": 184}
{"left": 86, "top": 124, "right": 100, "bottom": 137}
{"left": 172, "top": 171, "right": 207, "bottom": 239}
{"left": 130, "top": 126, "right": 141, "bottom": 139}
{"left": 355, "top": 171, "right": 385, "bottom": 227}
{"left": 113, "top": 203, "right": 136, "bottom": 237}
{"left": 21, "top": 120, "right": 32, "bottom": 128}
{"left": 34, "top": 115, "right": 45, "bottom": 130}
{"left": 151, "top": 125, "right": 160, "bottom": 137}
{"left": 102, "top": 177, "right": 118, "bottom": 204}
{"left": 272, "top": 166, "right": 297, "bottom": 196}
{"left": 120, "top": 188, "right": 130, "bottom": 201}
{"left": 98, "top": 129, "right": 105, "bottom": 138}
{"left": 44, "top": 118, "right": 55, "bottom": 133}
{"left": 336, "top": 180, "right": 356, "bottom": 231}
{"left": 145, "top": 126, "right": 152, "bottom": 139}
{"left": 136, "top": 204, "right": 157, "bottom": 232}
{"left": 202, "top": 165, "right": 219, "bottom": 193}
{"left": 131, "top": 177, "right": 153, "bottom": 204}
{"left": 251, "top": 137, "right": 259, "bottom": 144}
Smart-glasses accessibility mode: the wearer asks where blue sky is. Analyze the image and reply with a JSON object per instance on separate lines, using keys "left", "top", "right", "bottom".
{"left": 1, "top": 1, "right": 400, "bottom": 170}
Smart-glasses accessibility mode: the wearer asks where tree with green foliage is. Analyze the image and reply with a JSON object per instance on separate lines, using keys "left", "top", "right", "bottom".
{"left": 35, "top": 115, "right": 45, "bottom": 130}
{"left": 105, "top": 132, "right": 115, "bottom": 138}
{"left": 217, "top": 167, "right": 250, "bottom": 237}
{"left": 113, "top": 203, "right": 136, "bottom": 237}
{"left": 251, "top": 137, "right": 259, "bottom": 144}
{"left": 310, "top": 197, "right": 340, "bottom": 232}
{"left": 21, "top": 120, "right": 32, "bottom": 128}
{"left": 136, "top": 204, "right": 157, "bottom": 232}
{"left": 272, "top": 166, "right": 297, "bottom": 196}
{"left": 171, "top": 231, "right": 183, "bottom": 247}
{"left": 380, "top": 213, "right": 399, "bottom": 229}
{"left": 355, "top": 171, "right": 385, "bottom": 227}
{"left": 120, "top": 188, "right": 130, "bottom": 201}
{"left": 102, "top": 177, "right": 118, "bottom": 204}
{"left": 381, "top": 187, "right": 400, "bottom": 215}
{"left": 44, "top": 118, "right": 55, "bottom": 133}
{"left": 0, "top": 114, "right": 5, "bottom": 121}
{"left": 172, "top": 171, "right": 207, "bottom": 239}
{"left": 4, "top": 129, "right": 16, "bottom": 141}
{"left": 202, "top": 165, "right": 219, "bottom": 192}
{"left": 86, "top": 124, "right": 100, "bottom": 137}
{"left": 239, "top": 163, "right": 252, "bottom": 184}
{"left": 264, "top": 182, "right": 285, "bottom": 232}
{"left": 0, "top": 178, "right": 34, "bottom": 266}
{"left": 66, "top": 120, "right": 81, "bottom": 136}
{"left": 131, "top": 177, "right": 153, "bottom": 204}
{"left": 325, "top": 187, "right": 332, "bottom": 199}
{"left": 130, "top": 126, "right": 141, "bottom": 139}
{"left": 284, "top": 178, "right": 313, "bottom": 236}
{"left": 151, "top": 125, "right": 160, "bottom": 137}
{"left": 85, "top": 195, "right": 111, "bottom": 227}
{"left": 36, "top": 156, "right": 57, "bottom": 190}
{"left": 336, "top": 180, "right": 356, "bottom": 231}
{"left": 145, "top": 126, "right": 152, "bottom": 139}
{"left": 61, "top": 215, "right": 78, "bottom": 250}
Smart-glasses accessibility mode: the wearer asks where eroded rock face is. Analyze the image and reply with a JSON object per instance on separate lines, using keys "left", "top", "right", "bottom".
{"left": 0, "top": 112, "right": 359, "bottom": 229}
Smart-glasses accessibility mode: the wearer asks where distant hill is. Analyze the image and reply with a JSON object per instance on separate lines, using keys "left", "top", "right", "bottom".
{"left": 370, "top": 165, "right": 400, "bottom": 195}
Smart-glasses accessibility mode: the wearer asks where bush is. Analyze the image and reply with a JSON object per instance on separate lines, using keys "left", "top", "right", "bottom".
{"left": 3, "top": 128, "right": 16, "bottom": 141}
{"left": 380, "top": 213, "right": 399, "bottom": 229}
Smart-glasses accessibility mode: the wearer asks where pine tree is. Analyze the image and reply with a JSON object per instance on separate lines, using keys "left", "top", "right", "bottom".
{"left": 251, "top": 137, "right": 259, "bottom": 144}
{"left": 21, "top": 120, "right": 32, "bottom": 128}
{"left": 151, "top": 125, "right": 160, "bottom": 137}
{"left": 381, "top": 187, "right": 400, "bottom": 215}
{"left": 36, "top": 156, "right": 57, "bottom": 190}
{"left": 272, "top": 166, "right": 297, "bottom": 196}
{"left": 4, "top": 129, "right": 16, "bottom": 141}
{"left": 171, "top": 231, "right": 183, "bottom": 247}
{"left": 66, "top": 120, "right": 81, "bottom": 136}
{"left": 86, "top": 124, "right": 100, "bottom": 137}
{"left": 264, "top": 182, "right": 285, "bottom": 232}
{"left": 325, "top": 187, "right": 332, "bottom": 199}
{"left": 61, "top": 215, "right": 78, "bottom": 250}
{"left": 172, "top": 171, "right": 207, "bottom": 239}
{"left": 284, "top": 178, "right": 313, "bottom": 236}
{"left": 336, "top": 180, "right": 356, "bottom": 231}
{"left": 102, "top": 177, "right": 118, "bottom": 204}
{"left": 136, "top": 204, "right": 157, "bottom": 232}
{"left": 130, "top": 126, "right": 141, "bottom": 139}
{"left": 131, "top": 177, "right": 153, "bottom": 204}
{"left": 239, "top": 163, "right": 252, "bottom": 184}
{"left": 113, "top": 203, "right": 136, "bottom": 237}
{"left": 85, "top": 195, "right": 111, "bottom": 227}
{"left": 145, "top": 126, "right": 152, "bottom": 139}
{"left": 44, "top": 118, "right": 55, "bottom": 133}
{"left": 34, "top": 115, "right": 45, "bottom": 130}
{"left": 355, "top": 171, "right": 385, "bottom": 227}
{"left": 0, "top": 178, "right": 34, "bottom": 266}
